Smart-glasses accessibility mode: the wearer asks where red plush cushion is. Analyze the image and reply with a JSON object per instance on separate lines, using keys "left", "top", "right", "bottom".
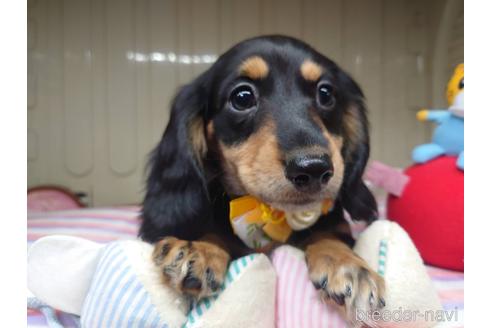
{"left": 387, "top": 156, "right": 464, "bottom": 271}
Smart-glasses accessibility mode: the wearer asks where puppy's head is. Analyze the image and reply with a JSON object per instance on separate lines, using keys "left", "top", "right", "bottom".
{"left": 140, "top": 36, "right": 377, "bottom": 242}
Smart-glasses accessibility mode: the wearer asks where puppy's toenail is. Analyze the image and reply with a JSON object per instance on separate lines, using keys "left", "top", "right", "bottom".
{"left": 160, "top": 243, "right": 171, "bottom": 257}
{"left": 345, "top": 285, "right": 352, "bottom": 297}
{"left": 331, "top": 293, "right": 345, "bottom": 306}
{"left": 314, "top": 277, "right": 328, "bottom": 290}
{"left": 209, "top": 280, "right": 220, "bottom": 292}
{"left": 369, "top": 292, "right": 375, "bottom": 305}
{"left": 205, "top": 267, "right": 215, "bottom": 283}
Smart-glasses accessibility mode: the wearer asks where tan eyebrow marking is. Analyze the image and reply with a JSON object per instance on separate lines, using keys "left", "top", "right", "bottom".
{"left": 300, "top": 60, "right": 323, "bottom": 81}
{"left": 238, "top": 56, "right": 269, "bottom": 80}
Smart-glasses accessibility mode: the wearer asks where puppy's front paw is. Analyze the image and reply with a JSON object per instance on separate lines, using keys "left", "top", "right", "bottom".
{"left": 152, "top": 237, "right": 230, "bottom": 300}
{"left": 306, "top": 239, "right": 385, "bottom": 327}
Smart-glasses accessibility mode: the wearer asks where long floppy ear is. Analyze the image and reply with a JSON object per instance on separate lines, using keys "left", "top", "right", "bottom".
{"left": 338, "top": 70, "right": 378, "bottom": 223}
{"left": 139, "top": 75, "right": 211, "bottom": 243}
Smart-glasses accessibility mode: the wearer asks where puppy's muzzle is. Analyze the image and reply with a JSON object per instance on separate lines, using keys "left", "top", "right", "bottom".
{"left": 285, "top": 154, "right": 333, "bottom": 192}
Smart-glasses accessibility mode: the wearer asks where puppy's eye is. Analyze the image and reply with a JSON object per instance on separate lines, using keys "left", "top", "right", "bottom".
{"left": 230, "top": 85, "right": 257, "bottom": 111}
{"left": 459, "top": 78, "right": 464, "bottom": 89}
{"left": 317, "top": 82, "right": 335, "bottom": 109}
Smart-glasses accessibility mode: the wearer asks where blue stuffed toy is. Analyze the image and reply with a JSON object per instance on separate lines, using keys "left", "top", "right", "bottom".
{"left": 412, "top": 64, "right": 464, "bottom": 170}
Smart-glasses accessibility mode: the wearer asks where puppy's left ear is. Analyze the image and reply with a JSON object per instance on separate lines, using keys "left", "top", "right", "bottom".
{"left": 337, "top": 70, "right": 378, "bottom": 223}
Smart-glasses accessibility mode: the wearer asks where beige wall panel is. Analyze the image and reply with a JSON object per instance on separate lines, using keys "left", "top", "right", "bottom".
{"left": 447, "top": 3, "right": 464, "bottom": 72}
{"left": 190, "top": 0, "right": 220, "bottom": 77}
{"left": 27, "top": 130, "right": 38, "bottom": 162}
{"left": 27, "top": 0, "right": 460, "bottom": 205}
{"left": 91, "top": 0, "right": 115, "bottom": 205}
{"left": 218, "top": 0, "right": 233, "bottom": 52}
{"left": 431, "top": 0, "right": 463, "bottom": 107}
{"left": 176, "top": 0, "right": 194, "bottom": 85}
{"left": 106, "top": 0, "right": 138, "bottom": 176}
{"left": 403, "top": 0, "right": 433, "bottom": 155}
{"left": 27, "top": 14, "right": 37, "bottom": 109}
{"left": 27, "top": 0, "right": 42, "bottom": 187}
{"left": 259, "top": 0, "right": 277, "bottom": 35}
{"left": 44, "top": 0, "right": 65, "bottom": 186}
{"left": 134, "top": 0, "right": 153, "bottom": 201}
{"left": 63, "top": 0, "right": 94, "bottom": 176}
{"left": 302, "top": 0, "right": 342, "bottom": 63}
{"left": 219, "top": 0, "right": 262, "bottom": 52}
{"left": 261, "top": 0, "right": 302, "bottom": 37}
{"left": 149, "top": 0, "right": 177, "bottom": 144}
{"left": 273, "top": 0, "right": 302, "bottom": 38}
{"left": 342, "top": 0, "right": 384, "bottom": 161}
{"left": 380, "top": 0, "right": 409, "bottom": 166}
{"left": 231, "top": 0, "right": 261, "bottom": 45}
{"left": 27, "top": 60, "right": 37, "bottom": 109}
{"left": 40, "top": 0, "right": 92, "bottom": 199}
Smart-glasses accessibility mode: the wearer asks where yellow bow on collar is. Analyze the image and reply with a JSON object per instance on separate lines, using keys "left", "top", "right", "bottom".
{"left": 229, "top": 196, "right": 333, "bottom": 248}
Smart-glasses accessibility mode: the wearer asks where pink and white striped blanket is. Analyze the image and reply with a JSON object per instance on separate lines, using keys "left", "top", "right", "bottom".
{"left": 27, "top": 207, "right": 464, "bottom": 327}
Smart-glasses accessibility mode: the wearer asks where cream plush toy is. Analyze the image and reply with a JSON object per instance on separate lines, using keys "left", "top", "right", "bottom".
{"left": 28, "top": 236, "right": 276, "bottom": 328}
{"left": 28, "top": 220, "right": 450, "bottom": 328}
{"left": 354, "top": 220, "right": 444, "bottom": 327}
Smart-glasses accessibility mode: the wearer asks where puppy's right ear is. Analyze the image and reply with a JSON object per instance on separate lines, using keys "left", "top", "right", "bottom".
{"left": 139, "top": 75, "right": 211, "bottom": 243}
{"left": 337, "top": 68, "right": 378, "bottom": 223}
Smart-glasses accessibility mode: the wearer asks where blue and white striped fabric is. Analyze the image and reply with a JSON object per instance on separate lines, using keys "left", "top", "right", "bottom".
{"left": 80, "top": 243, "right": 168, "bottom": 328}
{"left": 80, "top": 241, "right": 259, "bottom": 328}
{"left": 184, "top": 254, "right": 258, "bottom": 328}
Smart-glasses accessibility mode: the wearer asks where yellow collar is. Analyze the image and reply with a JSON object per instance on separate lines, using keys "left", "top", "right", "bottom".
{"left": 229, "top": 196, "right": 332, "bottom": 248}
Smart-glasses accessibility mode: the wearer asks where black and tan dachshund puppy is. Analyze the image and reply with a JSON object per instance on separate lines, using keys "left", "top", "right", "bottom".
{"left": 140, "top": 35, "right": 385, "bottom": 323}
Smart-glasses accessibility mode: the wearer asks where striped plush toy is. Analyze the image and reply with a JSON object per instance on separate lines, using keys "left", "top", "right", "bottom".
{"left": 27, "top": 236, "right": 276, "bottom": 328}
{"left": 28, "top": 221, "right": 450, "bottom": 328}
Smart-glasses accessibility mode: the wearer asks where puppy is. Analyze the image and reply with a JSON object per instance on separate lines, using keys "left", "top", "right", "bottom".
{"left": 141, "top": 35, "right": 385, "bottom": 323}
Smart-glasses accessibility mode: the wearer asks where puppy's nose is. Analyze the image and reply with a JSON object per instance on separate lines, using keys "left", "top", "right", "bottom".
{"left": 286, "top": 154, "right": 333, "bottom": 191}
